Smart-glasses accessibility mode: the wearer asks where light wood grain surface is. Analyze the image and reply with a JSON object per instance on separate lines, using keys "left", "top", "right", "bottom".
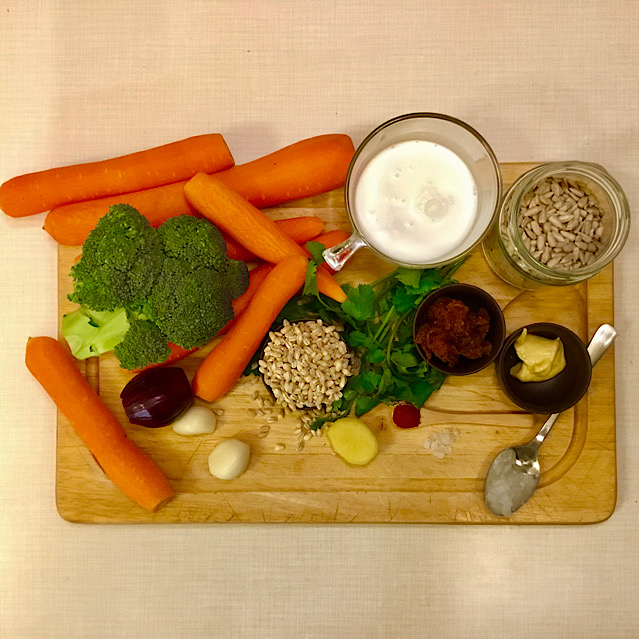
{"left": 54, "top": 164, "right": 616, "bottom": 525}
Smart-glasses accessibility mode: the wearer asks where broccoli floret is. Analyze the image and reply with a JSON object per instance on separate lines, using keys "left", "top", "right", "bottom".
{"left": 61, "top": 307, "right": 130, "bottom": 359}
{"left": 66, "top": 205, "right": 250, "bottom": 370}
{"left": 113, "top": 320, "right": 171, "bottom": 371}
{"left": 146, "top": 258, "right": 237, "bottom": 349}
{"left": 158, "top": 214, "right": 231, "bottom": 272}
{"left": 225, "top": 256, "right": 250, "bottom": 299}
{"left": 69, "top": 204, "right": 164, "bottom": 311}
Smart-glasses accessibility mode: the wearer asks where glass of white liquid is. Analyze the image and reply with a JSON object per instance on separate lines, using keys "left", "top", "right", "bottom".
{"left": 323, "top": 113, "right": 502, "bottom": 270}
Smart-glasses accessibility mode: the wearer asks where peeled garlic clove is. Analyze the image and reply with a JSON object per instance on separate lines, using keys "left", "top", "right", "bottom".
{"left": 171, "top": 405, "right": 217, "bottom": 436}
{"left": 208, "top": 439, "right": 250, "bottom": 480}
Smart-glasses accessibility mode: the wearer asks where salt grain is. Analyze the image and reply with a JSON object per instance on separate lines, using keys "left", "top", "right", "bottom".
{"left": 422, "top": 428, "right": 459, "bottom": 458}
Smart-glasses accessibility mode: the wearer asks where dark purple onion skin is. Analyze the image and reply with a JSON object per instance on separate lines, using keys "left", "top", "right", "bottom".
{"left": 120, "top": 367, "right": 194, "bottom": 428}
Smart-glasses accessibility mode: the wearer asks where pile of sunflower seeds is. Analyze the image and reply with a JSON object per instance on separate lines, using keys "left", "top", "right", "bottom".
{"left": 258, "top": 319, "right": 353, "bottom": 411}
{"left": 518, "top": 176, "right": 607, "bottom": 270}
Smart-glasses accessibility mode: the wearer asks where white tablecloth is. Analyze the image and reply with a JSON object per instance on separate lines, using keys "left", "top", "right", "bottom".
{"left": 2, "top": 2, "right": 638, "bottom": 637}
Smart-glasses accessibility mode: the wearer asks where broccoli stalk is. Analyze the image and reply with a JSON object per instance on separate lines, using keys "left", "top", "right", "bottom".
{"left": 61, "top": 307, "right": 130, "bottom": 359}
{"left": 63, "top": 205, "right": 249, "bottom": 370}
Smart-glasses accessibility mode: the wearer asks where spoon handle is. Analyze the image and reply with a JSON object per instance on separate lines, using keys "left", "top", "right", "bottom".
{"left": 533, "top": 412, "right": 560, "bottom": 448}
{"left": 531, "top": 324, "right": 617, "bottom": 449}
{"left": 587, "top": 324, "right": 617, "bottom": 366}
{"left": 513, "top": 412, "right": 559, "bottom": 467}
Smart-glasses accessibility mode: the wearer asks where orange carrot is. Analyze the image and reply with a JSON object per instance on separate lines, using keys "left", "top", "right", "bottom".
{"left": 306, "top": 228, "right": 350, "bottom": 298}
{"left": 185, "top": 172, "right": 309, "bottom": 262}
{"left": 268, "top": 216, "right": 327, "bottom": 244}
{"left": 46, "top": 181, "right": 195, "bottom": 246}
{"left": 307, "top": 229, "right": 350, "bottom": 251}
{"left": 214, "top": 134, "right": 354, "bottom": 208}
{"left": 223, "top": 216, "right": 326, "bottom": 262}
{"left": 192, "top": 255, "right": 308, "bottom": 401}
{"left": 44, "top": 134, "right": 354, "bottom": 246}
{"left": 135, "top": 263, "right": 274, "bottom": 372}
{"left": 2, "top": 134, "right": 234, "bottom": 218}
{"left": 218, "top": 263, "right": 274, "bottom": 335}
{"left": 316, "top": 265, "right": 347, "bottom": 303}
{"left": 222, "top": 236, "right": 258, "bottom": 262}
{"left": 25, "top": 336, "right": 174, "bottom": 511}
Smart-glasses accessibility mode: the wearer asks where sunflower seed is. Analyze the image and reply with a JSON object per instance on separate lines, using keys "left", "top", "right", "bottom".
{"left": 517, "top": 176, "right": 607, "bottom": 271}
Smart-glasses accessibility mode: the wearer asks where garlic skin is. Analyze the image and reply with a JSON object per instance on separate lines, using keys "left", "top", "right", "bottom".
{"left": 208, "top": 439, "right": 250, "bottom": 480}
{"left": 172, "top": 405, "right": 217, "bottom": 436}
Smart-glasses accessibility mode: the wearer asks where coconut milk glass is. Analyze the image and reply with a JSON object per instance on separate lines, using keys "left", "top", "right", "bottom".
{"left": 352, "top": 140, "right": 478, "bottom": 264}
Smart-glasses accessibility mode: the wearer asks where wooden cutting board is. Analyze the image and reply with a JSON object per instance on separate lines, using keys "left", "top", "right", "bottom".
{"left": 55, "top": 162, "right": 616, "bottom": 524}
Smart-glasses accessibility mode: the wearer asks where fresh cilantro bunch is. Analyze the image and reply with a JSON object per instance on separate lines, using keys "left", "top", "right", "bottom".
{"left": 258, "top": 241, "right": 462, "bottom": 430}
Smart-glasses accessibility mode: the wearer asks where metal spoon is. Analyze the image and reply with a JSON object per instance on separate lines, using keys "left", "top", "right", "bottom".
{"left": 484, "top": 323, "right": 617, "bottom": 517}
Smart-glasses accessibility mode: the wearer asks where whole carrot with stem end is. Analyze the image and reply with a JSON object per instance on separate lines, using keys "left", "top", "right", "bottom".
{"left": 1, "top": 134, "right": 234, "bottom": 218}
{"left": 25, "top": 336, "right": 175, "bottom": 512}
{"left": 46, "top": 180, "right": 195, "bottom": 245}
{"left": 192, "top": 255, "right": 308, "bottom": 402}
{"left": 43, "top": 134, "right": 355, "bottom": 246}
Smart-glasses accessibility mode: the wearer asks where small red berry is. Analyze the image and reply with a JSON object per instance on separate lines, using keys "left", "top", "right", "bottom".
{"left": 392, "top": 402, "right": 421, "bottom": 429}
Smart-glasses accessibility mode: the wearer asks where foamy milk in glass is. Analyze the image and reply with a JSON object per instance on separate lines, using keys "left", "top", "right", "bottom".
{"left": 352, "top": 140, "right": 478, "bottom": 264}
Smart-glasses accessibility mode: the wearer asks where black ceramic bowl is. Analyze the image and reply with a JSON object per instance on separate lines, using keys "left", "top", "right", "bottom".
{"left": 413, "top": 283, "right": 506, "bottom": 375}
{"left": 496, "top": 323, "right": 591, "bottom": 413}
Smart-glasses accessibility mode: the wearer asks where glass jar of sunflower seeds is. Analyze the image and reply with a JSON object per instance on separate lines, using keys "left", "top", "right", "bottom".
{"left": 482, "top": 162, "right": 630, "bottom": 289}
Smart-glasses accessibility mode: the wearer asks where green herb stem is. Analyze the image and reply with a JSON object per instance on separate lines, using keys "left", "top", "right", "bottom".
{"left": 372, "top": 305, "right": 396, "bottom": 344}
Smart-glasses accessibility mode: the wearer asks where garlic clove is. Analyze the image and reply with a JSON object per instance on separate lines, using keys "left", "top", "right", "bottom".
{"left": 171, "top": 405, "right": 217, "bottom": 436}
{"left": 208, "top": 439, "right": 250, "bottom": 480}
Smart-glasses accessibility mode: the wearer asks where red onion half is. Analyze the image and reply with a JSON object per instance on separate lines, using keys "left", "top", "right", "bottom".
{"left": 120, "top": 367, "right": 194, "bottom": 428}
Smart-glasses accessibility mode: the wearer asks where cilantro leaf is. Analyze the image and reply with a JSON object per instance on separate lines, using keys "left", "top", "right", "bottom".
{"left": 390, "top": 350, "right": 420, "bottom": 373}
{"left": 355, "top": 395, "right": 380, "bottom": 416}
{"left": 303, "top": 261, "right": 319, "bottom": 297}
{"left": 306, "top": 240, "right": 326, "bottom": 265}
{"left": 346, "top": 330, "right": 372, "bottom": 349}
{"left": 392, "top": 286, "right": 421, "bottom": 313}
{"left": 365, "top": 345, "right": 386, "bottom": 364}
{"left": 351, "top": 370, "right": 382, "bottom": 393}
{"left": 341, "top": 284, "right": 376, "bottom": 322}
{"left": 395, "top": 267, "right": 422, "bottom": 288}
